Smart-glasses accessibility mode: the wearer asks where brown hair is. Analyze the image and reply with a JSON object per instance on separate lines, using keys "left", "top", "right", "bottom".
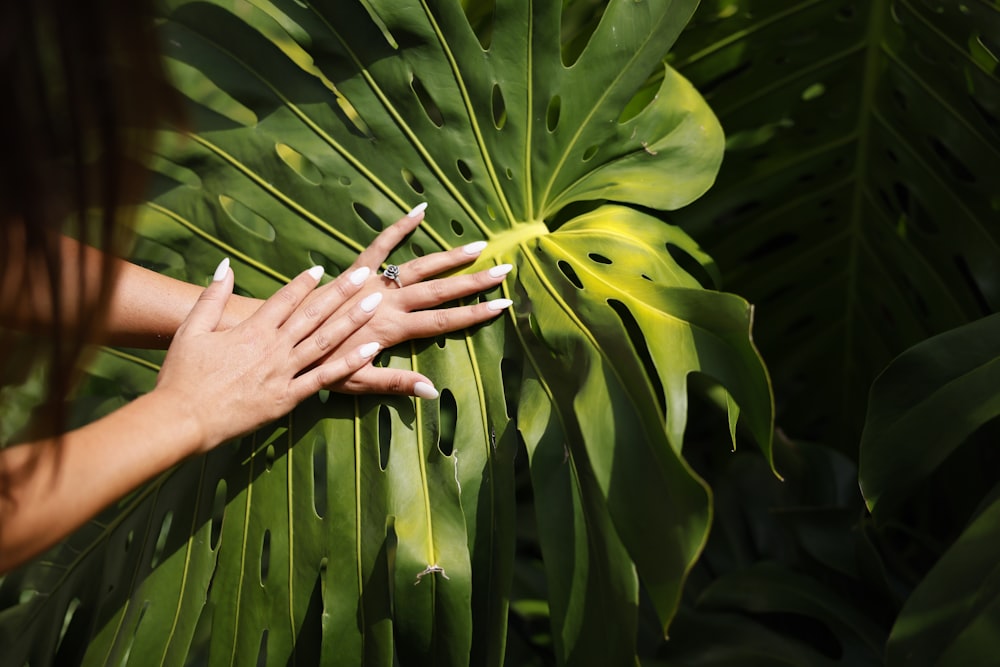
{"left": 0, "top": 0, "right": 180, "bottom": 429}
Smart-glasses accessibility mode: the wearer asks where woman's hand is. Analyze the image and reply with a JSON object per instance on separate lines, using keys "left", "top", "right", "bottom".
{"left": 299, "top": 203, "right": 513, "bottom": 398}
{"left": 153, "top": 257, "right": 382, "bottom": 453}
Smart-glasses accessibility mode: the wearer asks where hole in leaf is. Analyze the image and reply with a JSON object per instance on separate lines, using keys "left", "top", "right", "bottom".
{"left": 491, "top": 83, "right": 507, "bottom": 129}
{"left": 411, "top": 75, "right": 444, "bottom": 127}
{"left": 892, "top": 89, "right": 908, "bottom": 111}
{"left": 353, "top": 201, "right": 384, "bottom": 231}
{"left": 641, "top": 274, "right": 653, "bottom": 282}
{"left": 339, "top": 175, "right": 352, "bottom": 186}
{"left": 219, "top": 195, "right": 276, "bottom": 242}
{"left": 560, "top": 1, "right": 606, "bottom": 66}
{"left": 257, "top": 629, "right": 269, "bottom": 667}
{"left": 588, "top": 253, "right": 612, "bottom": 265}
{"left": 260, "top": 529, "right": 271, "bottom": 583}
{"left": 546, "top": 95, "right": 561, "bottom": 132}
{"left": 486, "top": 204, "right": 497, "bottom": 220}
{"left": 558, "top": 260, "right": 583, "bottom": 289}
{"left": 125, "top": 529, "right": 134, "bottom": 552}
{"left": 969, "top": 96, "right": 999, "bottom": 136}
{"left": 358, "top": 0, "right": 398, "bottom": 49}
{"left": 438, "top": 390, "right": 457, "bottom": 456}
{"left": 505, "top": 167, "right": 513, "bottom": 179}
{"left": 313, "top": 437, "right": 327, "bottom": 518}
{"left": 501, "top": 356, "right": 523, "bottom": 419}
{"left": 930, "top": 138, "right": 975, "bottom": 182}
{"left": 410, "top": 241, "right": 426, "bottom": 257}
{"left": 150, "top": 511, "right": 173, "bottom": 569}
{"left": 667, "top": 243, "right": 716, "bottom": 289}
{"left": 582, "top": 145, "right": 599, "bottom": 161}
{"left": 741, "top": 232, "right": 797, "bottom": 262}
{"left": 608, "top": 299, "right": 665, "bottom": 415}
{"left": 211, "top": 479, "right": 226, "bottom": 549}
{"left": 402, "top": 168, "right": 424, "bottom": 194}
{"left": 451, "top": 219, "right": 464, "bottom": 235}
{"left": 837, "top": 5, "right": 857, "bottom": 21}
{"left": 57, "top": 598, "right": 81, "bottom": 650}
{"left": 954, "top": 255, "right": 992, "bottom": 315}
{"left": 333, "top": 94, "right": 375, "bottom": 139}
{"left": 308, "top": 250, "right": 341, "bottom": 278}
{"left": 265, "top": 443, "right": 276, "bottom": 471}
{"left": 276, "top": 143, "right": 322, "bottom": 185}
{"left": 457, "top": 159, "right": 473, "bottom": 181}
{"left": 378, "top": 404, "right": 391, "bottom": 470}
{"left": 462, "top": 0, "right": 495, "bottom": 49}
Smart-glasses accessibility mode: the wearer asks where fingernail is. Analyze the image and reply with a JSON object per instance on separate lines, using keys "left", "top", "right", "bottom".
{"left": 407, "top": 202, "right": 428, "bottom": 217}
{"left": 360, "top": 292, "right": 383, "bottom": 313}
{"left": 348, "top": 266, "right": 370, "bottom": 285}
{"left": 358, "top": 342, "right": 380, "bottom": 358}
{"left": 414, "top": 381, "right": 439, "bottom": 400}
{"left": 463, "top": 240, "right": 488, "bottom": 255}
{"left": 489, "top": 263, "right": 513, "bottom": 278}
{"left": 487, "top": 298, "right": 513, "bottom": 311}
{"left": 213, "top": 257, "right": 230, "bottom": 282}
{"left": 307, "top": 265, "right": 325, "bottom": 281}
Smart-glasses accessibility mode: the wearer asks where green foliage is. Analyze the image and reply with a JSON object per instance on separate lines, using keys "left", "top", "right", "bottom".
{"left": 0, "top": 1, "right": 772, "bottom": 666}
{"left": 639, "top": 1, "right": 1000, "bottom": 665}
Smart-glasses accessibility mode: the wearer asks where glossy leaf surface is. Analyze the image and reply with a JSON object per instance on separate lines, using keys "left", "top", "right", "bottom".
{"left": 0, "top": 1, "right": 772, "bottom": 666}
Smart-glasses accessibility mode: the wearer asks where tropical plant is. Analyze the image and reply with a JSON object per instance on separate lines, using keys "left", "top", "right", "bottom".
{"left": 633, "top": 1, "right": 1000, "bottom": 665}
{"left": 0, "top": 1, "right": 773, "bottom": 666}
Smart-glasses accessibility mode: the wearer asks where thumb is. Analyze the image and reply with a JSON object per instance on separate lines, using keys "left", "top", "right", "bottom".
{"left": 181, "top": 257, "right": 234, "bottom": 336}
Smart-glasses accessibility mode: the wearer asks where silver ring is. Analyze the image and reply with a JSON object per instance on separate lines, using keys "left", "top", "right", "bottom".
{"left": 382, "top": 264, "right": 402, "bottom": 288}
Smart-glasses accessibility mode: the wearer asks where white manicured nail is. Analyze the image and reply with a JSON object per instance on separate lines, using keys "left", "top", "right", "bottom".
{"left": 487, "top": 298, "right": 513, "bottom": 311}
{"left": 307, "top": 265, "right": 325, "bottom": 281}
{"left": 463, "top": 240, "right": 488, "bottom": 255}
{"left": 407, "top": 202, "right": 428, "bottom": 217}
{"left": 414, "top": 381, "right": 439, "bottom": 400}
{"left": 489, "top": 263, "right": 513, "bottom": 278}
{"left": 213, "top": 257, "right": 230, "bottom": 282}
{"left": 348, "top": 266, "right": 370, "bottom": 285}
{"left": 360, "top": 292, "right": 383, "bottom": 313}
{"left": 358, "top": 342, "right": 380, "bottom": 358}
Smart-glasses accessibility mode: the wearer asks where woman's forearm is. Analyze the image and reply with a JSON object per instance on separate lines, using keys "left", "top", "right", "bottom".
{"left": 0, "top": 389, "right": 204, "bottom": 573}
{"left": 0, "top": 236, "right": 259, "bottom": 348}
{"left": 104, "top": 256, "right": 259, "bottom": 347}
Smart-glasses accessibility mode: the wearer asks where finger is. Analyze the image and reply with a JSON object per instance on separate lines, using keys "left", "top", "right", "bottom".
{"left": 385, "top": 298, "right": 513, "bottom": 341}
{"left": 291, "top": 290, "right": 383, "bottom": 369}
{"left": 352, "top": 202, "right": 427, "bottom": 269}
{"left": 394, "top": 238, "right": 490, "bottom": 285}
{"left": 281, "top": 265, "right": 372, "bottom": 343}
{"left": 253, "top": 265, "right": 326, "bottom": 328}
{"left": 290, "top": 340, "right": 385, "bottom": 399}
{"left": 179, "top": 257, "right": 235, "bottom": 336}
{"left": 398, "top": 264, "right": 513, "bottom": 311}
{"left": 330, "top": 365, "right": 440, "bottom": 399}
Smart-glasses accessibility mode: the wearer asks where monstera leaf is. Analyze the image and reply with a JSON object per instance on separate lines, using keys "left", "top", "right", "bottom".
{"left": 0, "top": 1, "right": 773, "bottom": 665}
{"left": 669, "top": 0, "right": 1000, "bottom": 447}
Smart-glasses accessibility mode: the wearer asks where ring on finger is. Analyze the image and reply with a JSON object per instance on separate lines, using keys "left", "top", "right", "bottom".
{"left": 382, "top": 264, "right": 403, "bottom": 288}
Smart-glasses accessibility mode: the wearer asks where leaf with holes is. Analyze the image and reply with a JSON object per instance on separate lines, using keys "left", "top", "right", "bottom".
{"left": 0, "top": 1, "right": 772, "bottom": 665}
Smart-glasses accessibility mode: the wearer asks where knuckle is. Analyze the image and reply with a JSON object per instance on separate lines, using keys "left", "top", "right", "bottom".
{"left": 313, "top": 331, "right": 331, "bottom": 351}
{"left": 432, "top": 308, "right": 451, "bottom": 330}
{"left": 302, "top": 303, "right": 322, "bottom": 320}
{"left": 388, "top": 372, "right": 407, "bottom": 394}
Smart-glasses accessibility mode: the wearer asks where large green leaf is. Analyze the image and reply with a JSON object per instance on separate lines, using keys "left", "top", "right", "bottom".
{"left": 885, "top": 491, "right": 1000, "bottom": 666}
{"left": 859, "top": 312, "right": 1000, "bottom": 519}
{"left": 670, "top": 0, "right": 1000, "bottom": 447}
{"left": 0, "top": 1, "right": 772, "bottom": 665}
